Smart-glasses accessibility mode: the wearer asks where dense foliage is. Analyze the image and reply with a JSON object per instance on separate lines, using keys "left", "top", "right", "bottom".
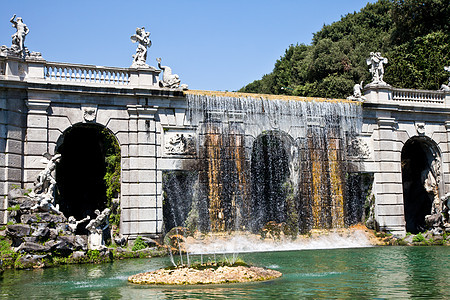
{"left": 239, "top": 0, "right": 450, "bottom": 98}
{"left": 102, "top": 128, "right": 121, "bottom": 225}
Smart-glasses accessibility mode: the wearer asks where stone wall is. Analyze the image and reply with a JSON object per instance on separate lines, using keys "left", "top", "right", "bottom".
{"left": 0, "top": 84, "right": 27, "bottom": 224}
{"left": 362, "top": 85, "right": 450, "bottom": 236}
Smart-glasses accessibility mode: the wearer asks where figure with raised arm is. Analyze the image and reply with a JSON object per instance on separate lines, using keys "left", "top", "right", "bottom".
{"left": 10, "top": 14, "right": 29, "bottom": 55}
{"left": 367, "top": 52, "right": 388, "bottom": 84}
{"left": 130, "top": 27, "right": 151, "bottom": 67}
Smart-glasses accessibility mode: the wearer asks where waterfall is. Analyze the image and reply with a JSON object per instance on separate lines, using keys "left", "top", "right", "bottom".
{"left": 163, "top": 91, "right": 363, "bottom": 235}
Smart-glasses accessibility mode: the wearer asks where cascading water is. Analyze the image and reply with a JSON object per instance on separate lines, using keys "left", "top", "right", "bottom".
{"left": 163, "top": 91, "right": 365, "bottom": 242}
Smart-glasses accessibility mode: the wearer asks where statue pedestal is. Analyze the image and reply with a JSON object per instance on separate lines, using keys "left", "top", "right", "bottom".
{"left": 129, "top": 67, "right": 161, "bottom": 87}
{"left": 88, "top": 231, "right": 104, "bottom": 250}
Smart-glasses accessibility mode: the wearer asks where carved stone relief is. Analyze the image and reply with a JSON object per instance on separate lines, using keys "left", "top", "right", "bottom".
{"left": 347, "top": 138, "right": 370, "bottom": 159}
{"left": 82, "top": 104, "right": 98, "bottom": 122}
{"left": 164, "top": 132, "right": 196, "bottom": 155}
{"left": 415, "top": 122, "right": 425, "bottom": 135}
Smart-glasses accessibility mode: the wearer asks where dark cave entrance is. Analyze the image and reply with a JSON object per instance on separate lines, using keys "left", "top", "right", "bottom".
{"left": 55, "top": 124, "right": 117, "bottom": 222}
{"left": 401, "top": 137, "right": 440, "bottom": 233}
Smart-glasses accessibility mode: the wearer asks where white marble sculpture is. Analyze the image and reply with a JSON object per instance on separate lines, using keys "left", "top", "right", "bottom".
{"left": 86, "top": 208, "right": 111, "bottom": 250}
{"left": 30, "top": 153, "right": 62, "bottom": 214}
{"left": 68, "top": 215, "right": 91, "bottom": 233}
{"left": 347, "top": 81, "right": 366, "bottom": 101}
{"left": 10, "top": 14, "right": 29, "bottom": 56}
{"left": 157, "top": 57, "right": 188, "bottom": 89}
{"left": 366, "top": 52, "right": 388, "bottom": 84}
{"left": 441, "top": 66, "right": 450, "bottom": 91}
{"left": 130, "top": 27, "right": 151, "bottom": 68}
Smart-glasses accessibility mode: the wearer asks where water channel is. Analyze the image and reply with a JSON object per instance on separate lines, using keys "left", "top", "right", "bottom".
{"left": 1, "top": 246, "right": 448, "bottom": 299}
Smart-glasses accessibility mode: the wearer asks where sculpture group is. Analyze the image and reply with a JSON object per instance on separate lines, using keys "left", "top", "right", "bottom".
{"left": 129, "top": 26, "right": 187, "bottom": 89}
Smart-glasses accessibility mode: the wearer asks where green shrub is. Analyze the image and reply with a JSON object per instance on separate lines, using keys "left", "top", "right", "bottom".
{"left": 412, "top": 232, "right": 425, "bottom": 243}
{"left": 132, "top": 236, "right": 147, "bottom": 251}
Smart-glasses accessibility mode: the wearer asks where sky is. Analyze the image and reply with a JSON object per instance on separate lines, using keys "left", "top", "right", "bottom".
{"left": 0, "top": 0, "right": 375, "bottom": 91}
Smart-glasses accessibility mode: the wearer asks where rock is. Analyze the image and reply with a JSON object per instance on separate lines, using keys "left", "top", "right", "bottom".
{"left": 425, "top": 214, "right": 442, "bottom": 228}
{"left": 20, "top": 213, "right": 66, "bottom": 225}
{"left": 6, "top": 224, "right": 31, "bottom": 238}
{"left": 444, "top": 223, "right": 450, "bottom": 233}
{"left": 20, "top": 214, "right": 38, "bottom": 224}
{"left": 71, "top": 251, "right": 86, "bottom": 261}
{"left": 56, "top": 235, "right": 88, "bottom": 251}
{"left": 114, "top": 235, "right": 127, "bottom": 247}
{"left": 31, "top": 224, "right": 50, "bottom": 241}
{"left": 423, "top": 231, "right": 433, "bottom": 240}
{"left": 16, "top": 242, "right": 50, "bottom": 253}
{"left": 41, "top": 213, "right": 67, "bottom": 224}
{"left": 141, "top": 237, "right": 158, "bottom": 247}
{"left": 55, "top": 236, "right": 77, "bottom": 252}
{"left": 55, "top": 222, "right": 71, "bottom": 235}
{"left": 403, "top": 235, "right": 414, "bottom": 244}
{"left": 8, "top": 188, "right": 27, "bottom": 200}
{"left": 44, "top": 240, "right": 59, "bottom": 250}
{"left": 15, "top": 254, "right": 47, "bottom": 269}
{"left": 49, "top": 228, "right": 58, "bottom": 240}
{"left": 23, "top": 236, "right": 39, "bottom": 243}
{"left": 9, "top": 196, "right": 36, "bottom": 210}
{"left": 75, "top": 235, "right": 88, "bottom": 251}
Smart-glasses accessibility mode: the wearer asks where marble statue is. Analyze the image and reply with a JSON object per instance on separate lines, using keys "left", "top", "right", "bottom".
{"left": 30, "top": 153, "right": 62, "bottom": 214}
{"left": 86, "top": 208, "right": 111, "bottom": 249}
{"left": 10, "top": 14, "right": 29, "bottom": 56}
{"left": 441, "top": 66, "right": 450, "bottom": 91}
{"left": 130, "top": 27, "right": 151, "bottom": 68}
{"left": 157, "top": 58, "right": 188, "bottom": 89}
{"left": 347, "top": 81, "right": 366, "bottom": 101}
{"left": 366, "top": 52, "right": 388, "bottom": 84}
{"left": 68, "top": 215, "right": 91, "bottom": 233}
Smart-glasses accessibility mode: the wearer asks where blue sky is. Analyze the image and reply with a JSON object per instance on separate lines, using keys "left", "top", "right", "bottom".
{"left": 1, "top": 0, "right": 375, "bottom": 91}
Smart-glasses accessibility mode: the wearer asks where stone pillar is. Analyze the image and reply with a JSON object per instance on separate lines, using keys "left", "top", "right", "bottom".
{"left": 24, "top": 99, "right": 51, "bottom": 188}
{"left": 121, "top": 104, "right": 160, "bottom": 238}
{"left": 373, "top": 115, "right": 405, "bottom": 236}
{"left": 444, "top": 121, "right": 450, "bottom": 194}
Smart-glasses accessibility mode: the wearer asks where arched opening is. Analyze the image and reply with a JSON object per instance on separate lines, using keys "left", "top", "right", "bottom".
{"left": 55, "top": 124, "right": 121, "bottom": 225}
{"left": 401, "top": 137, "right": 440, "bottom": 233}
{"left": 250, "top": 131, "right": 290, "bottom": 231}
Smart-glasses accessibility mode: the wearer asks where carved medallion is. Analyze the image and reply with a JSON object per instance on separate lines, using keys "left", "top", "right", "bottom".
{"left": 415, "top": 122, "right": 425, "bottom": 135}
{"left": 82, "top": 104, "right": 97, "bottom": 122}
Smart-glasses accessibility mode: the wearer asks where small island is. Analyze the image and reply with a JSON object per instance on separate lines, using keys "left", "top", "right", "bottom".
{"left": 128, "top": 261, "right": 282, "bottom": 285}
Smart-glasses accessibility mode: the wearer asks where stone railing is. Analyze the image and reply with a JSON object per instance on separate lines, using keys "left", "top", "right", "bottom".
{"left": 44, "top": 62, "right": 130, "bottom": 85}
{"left": 392, "top": 88, "right": 445, "bottom": 103}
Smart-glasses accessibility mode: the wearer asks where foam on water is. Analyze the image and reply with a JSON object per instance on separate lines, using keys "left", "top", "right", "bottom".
{"left": 185, "top": 230, "right": 372, "bottom": 254}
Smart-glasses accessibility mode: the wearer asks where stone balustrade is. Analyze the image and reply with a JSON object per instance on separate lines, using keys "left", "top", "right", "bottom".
{"left": 45, "top": 62, "right": 130, "bottom": 85}
{"left": 392, "top": 88, "right": 445, "bottom": 103}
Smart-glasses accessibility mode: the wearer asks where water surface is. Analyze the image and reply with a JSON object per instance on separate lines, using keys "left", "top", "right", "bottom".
{"left": 1, "top": 246, "right": 448, "bottom": 299}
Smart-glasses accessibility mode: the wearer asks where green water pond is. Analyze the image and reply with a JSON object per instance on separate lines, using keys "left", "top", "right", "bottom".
{"left": 1, "top": 246, "right": 448, "bottom": 299}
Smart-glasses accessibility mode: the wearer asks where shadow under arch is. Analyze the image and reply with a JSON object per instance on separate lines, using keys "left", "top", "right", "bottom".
{"left": 250, "top": 130, "right": 295, "bottom": 232}
{"left": 401, "top": 136, "right": 441, "bottom": 233}
{"left": 55, "top": 123, "right": 121, "bottom": 224}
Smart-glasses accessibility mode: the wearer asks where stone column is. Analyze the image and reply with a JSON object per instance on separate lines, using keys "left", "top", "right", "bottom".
{"left": 121, "top": 104, "right": 160, "bottom": 238}
{"left": 373, "top": 115, "right": 405, "bottom": 236}
{"left": 24, "top": 99, "right": 51, "bottom": 188}
{"left": 444, "top": 121, "right": 450, "bottom": 194}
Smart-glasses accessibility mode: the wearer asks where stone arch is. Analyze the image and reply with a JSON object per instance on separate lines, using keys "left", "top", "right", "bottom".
{"left": 401, "top": 136, "right": 441, "bottom": 233}
{"left": 55, "top": 122, "right": 121, "bottom": 223}
{"left": 250, "top": 130, "right": 296, "bottom": 232}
